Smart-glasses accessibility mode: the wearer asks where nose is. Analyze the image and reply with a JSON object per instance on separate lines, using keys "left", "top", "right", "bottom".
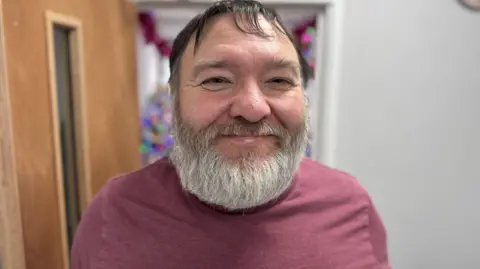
{"left": 229, "top": 83, "right": 271, "bottom": 123}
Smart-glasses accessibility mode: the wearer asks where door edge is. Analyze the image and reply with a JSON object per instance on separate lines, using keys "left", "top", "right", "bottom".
{"left": 0, "top": 0, "right": 27, "bottom": 268}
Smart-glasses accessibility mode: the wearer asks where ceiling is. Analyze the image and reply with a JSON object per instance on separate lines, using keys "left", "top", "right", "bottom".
{"left": 154, "top": 7, "right": 316, "bottom": 40}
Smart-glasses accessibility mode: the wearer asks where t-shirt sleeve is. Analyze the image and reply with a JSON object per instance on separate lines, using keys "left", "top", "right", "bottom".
{"left": 367, "top": 198, "right": 392, "bottom": 269}
{"left": 71, "top": 187, "right": 106, "bottom": 269}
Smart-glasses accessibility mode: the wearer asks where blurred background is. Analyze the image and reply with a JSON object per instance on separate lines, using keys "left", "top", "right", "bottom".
{"left": 0, "top": 0, "right": 479, "bottom": 269}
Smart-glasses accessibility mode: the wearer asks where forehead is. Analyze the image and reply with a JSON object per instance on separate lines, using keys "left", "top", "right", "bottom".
{"left": 181, "top": 14, "right": 299, "bottom": 69}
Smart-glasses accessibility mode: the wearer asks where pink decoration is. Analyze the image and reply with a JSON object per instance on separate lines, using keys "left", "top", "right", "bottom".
{"left": 292, "top": 18, "right": 316, "bottom": 43}
{"left": 301, "top": 33, "right": 311, "bottom": 44}
{"left": 138, "top": 12, "right": 172, "bottom": 57}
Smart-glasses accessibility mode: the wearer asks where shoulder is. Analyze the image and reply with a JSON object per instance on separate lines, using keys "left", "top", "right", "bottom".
{"left": 296, "top": 159, "right": 391, "bottom": 266}
{"left": 104, "top": 158, "right": 178, "bottom": 200}
{"left": 296, "top": 158, "right": 370, "bottom": 204}
{"left": 97, "top": 158, "right": 183, "bottom": 219}
{"left": 71, "top": 159, "right": 178, "bottom": 268}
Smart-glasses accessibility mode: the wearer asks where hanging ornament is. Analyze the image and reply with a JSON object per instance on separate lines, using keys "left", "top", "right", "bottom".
{"left": 138, "top": 11, "right": 172, "bottom": 57}
{"left": 306, "top": 26, "right": 315, "bottom": 35}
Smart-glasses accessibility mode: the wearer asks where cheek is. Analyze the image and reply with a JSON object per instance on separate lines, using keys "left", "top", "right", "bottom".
{"left": 179, "top": 92, "right": 227, "bottom": 129}
{"left": 269, "top": 92, "right": 305, "bottom": 130}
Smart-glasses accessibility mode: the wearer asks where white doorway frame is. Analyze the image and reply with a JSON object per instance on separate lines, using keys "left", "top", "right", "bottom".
{"left": 130, "top": 0, "right": 344, "bottom": 167}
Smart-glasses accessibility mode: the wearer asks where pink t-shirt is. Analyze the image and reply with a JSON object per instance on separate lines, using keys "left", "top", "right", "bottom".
{"left": 71, "top": 158, "right": 391, "bottom": 269}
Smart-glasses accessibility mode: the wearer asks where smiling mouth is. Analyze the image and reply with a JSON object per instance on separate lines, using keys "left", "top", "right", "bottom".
{"left": 219, "top": 135, "right": 277, "bottom": 144}
{"left": 224, "top": 135, "right": 267, "bottom": 142}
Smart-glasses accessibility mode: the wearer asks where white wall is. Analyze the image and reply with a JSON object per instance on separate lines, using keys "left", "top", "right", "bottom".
{"left": 136, "top": 28, "right": 171, "bottom": 113}
{"left": 334, "top": 1, "right": 480, "bottom": 268}
{"left": 155, "top": 8, "right": 317, "bottom": 40}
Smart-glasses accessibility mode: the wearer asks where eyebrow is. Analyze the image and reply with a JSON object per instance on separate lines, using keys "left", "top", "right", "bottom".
{"left": 191, "top": 60, "right": 232, "bottom": 79}
{"left": 190, "top": 58, "right": 301, "bottom": 79}
{"left": 264, "top": 58, "right": 301, "bottom": 78}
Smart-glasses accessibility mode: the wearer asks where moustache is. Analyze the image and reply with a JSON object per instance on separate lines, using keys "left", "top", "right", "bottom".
{"left": 201, "top": 122, "right": 290, "bottom": 145}
{"left": 218, "top": 123, "right": 287, "bottom": 137}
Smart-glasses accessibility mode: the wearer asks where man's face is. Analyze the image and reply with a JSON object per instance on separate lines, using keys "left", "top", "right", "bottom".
{"left": 169, "top": 14, "right": 308, "bottom": 210}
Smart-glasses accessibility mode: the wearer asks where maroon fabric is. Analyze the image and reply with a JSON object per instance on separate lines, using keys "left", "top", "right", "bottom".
{"left": 71, "top": 158, "right": 391, "bottom": 269}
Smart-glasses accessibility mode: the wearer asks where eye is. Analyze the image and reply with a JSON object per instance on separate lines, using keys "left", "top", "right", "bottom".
{"left": 267, "top": 78, "right": 297, "bottom": 91}
{"left": 200, "top": 77, "right": 232, "bottom": 91}
{"left": 268, "top": 77, "right": 295, "bottom": 85}
{"left": 201, "top": 77, "right": 230, "bottom": 85}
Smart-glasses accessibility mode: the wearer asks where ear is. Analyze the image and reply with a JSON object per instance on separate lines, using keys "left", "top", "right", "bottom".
{"left": 167, "top": 84, "right": 173, "bottom": 97}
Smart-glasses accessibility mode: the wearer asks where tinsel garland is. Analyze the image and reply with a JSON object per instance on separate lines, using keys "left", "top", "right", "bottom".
{"left": 138, "top": 11, "right": 172, "bottom": 57}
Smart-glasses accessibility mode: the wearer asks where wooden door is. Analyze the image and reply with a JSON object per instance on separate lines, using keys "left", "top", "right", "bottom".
{"left": 0, "top": 0, "right": 141, "bottom": 269}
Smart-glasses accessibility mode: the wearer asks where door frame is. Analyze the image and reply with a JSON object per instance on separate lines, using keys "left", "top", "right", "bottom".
{"left": 0, "top": 0, "right": 27, "bottom": 268}
{"left": 132, "top": 0, "right": 345, "bottom": 167}
{"left": 44, "top": 10, "right": 92, "bottom": 268}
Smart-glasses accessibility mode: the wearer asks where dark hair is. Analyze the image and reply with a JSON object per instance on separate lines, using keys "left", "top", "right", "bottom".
{"left": 168, "top": 0, "right": 313, "bottom": 95}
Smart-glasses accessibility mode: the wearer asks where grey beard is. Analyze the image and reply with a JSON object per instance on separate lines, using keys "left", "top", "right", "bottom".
{"left": 169, "top": 110, "right": 309, "bottom": 211}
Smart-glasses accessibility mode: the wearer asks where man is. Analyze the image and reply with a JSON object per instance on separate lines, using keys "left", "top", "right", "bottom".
{"left": 72, "top": 0, "right": 391, "bottom": 268}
